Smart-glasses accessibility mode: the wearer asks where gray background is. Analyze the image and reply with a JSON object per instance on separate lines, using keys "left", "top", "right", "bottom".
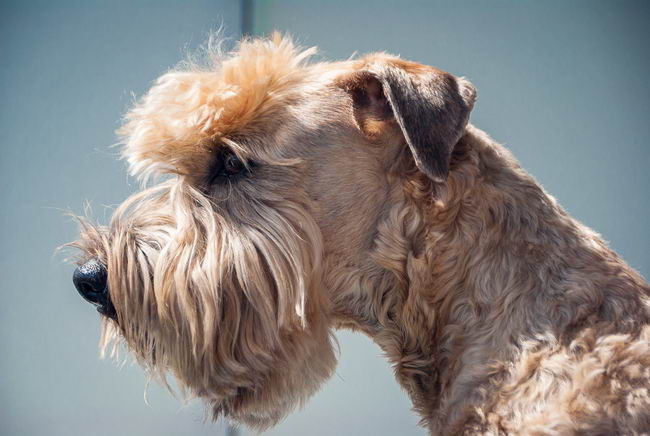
{"left": 1, "top": 1, "right": 648, "bottom": 435}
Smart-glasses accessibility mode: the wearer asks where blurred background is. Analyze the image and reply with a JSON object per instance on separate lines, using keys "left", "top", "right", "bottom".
{"left": 1, "top": 1, "right": 648, "bottom": 435}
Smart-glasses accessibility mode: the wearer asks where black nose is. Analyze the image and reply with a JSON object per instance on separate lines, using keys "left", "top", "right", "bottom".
{"left": 73, "top": 257, "right": 107, "bottom": 303}
{"left": 73, "top": 258, "right": 116, "bottom": 319}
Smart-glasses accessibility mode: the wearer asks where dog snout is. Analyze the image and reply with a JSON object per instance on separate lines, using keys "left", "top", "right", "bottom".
{"left": 73, "top": 258, "right": 116, "bottom": 319}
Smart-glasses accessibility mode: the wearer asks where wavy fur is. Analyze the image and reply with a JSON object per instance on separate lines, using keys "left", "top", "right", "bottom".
{"left": 71, "top": 34, "right": 650, "bottom": 434}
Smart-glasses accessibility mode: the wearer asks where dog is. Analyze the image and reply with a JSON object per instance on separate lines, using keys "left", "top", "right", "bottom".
{"left": 71, "top": 34, "right": 650, "bottom": 434}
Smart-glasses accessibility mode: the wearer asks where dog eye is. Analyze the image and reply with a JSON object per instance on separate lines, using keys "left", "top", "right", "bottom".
{"left": 223, "top": 152, "right": 244, "bottom": 176}
{"left": 210, "top": 149, "right": 249, "bottom": 184}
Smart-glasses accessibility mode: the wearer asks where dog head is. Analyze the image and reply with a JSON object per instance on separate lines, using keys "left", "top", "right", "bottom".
{"left": 70, "top": 34, "right": 475, "bottom": 429}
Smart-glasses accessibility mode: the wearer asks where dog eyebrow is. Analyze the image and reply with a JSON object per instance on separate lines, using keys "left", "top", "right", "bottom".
{"left": 119, "top": 35, "right": 316, "bottom": 183}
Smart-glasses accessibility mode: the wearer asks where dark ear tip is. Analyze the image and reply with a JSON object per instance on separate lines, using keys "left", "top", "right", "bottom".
{"left": 424, "top": 168, "right": 449, "bottom": 184}
{"left": 413, "top": 155, "right": 449, "bottom": 183}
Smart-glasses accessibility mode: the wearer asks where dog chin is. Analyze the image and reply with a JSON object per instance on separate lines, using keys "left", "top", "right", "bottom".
{"left": 229, "top": 408, "right": 288, "bottom": 432}
{"left": 216, "top": 398, "right": 290, "bottom": 432}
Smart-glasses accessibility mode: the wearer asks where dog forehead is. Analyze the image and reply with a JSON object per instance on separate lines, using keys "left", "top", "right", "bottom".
{"left": 119, "top": 34, "right": 333, "bottom": 181}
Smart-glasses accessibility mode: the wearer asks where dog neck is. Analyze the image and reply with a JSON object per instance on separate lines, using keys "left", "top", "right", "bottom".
{"left": 332, "top": 124, "right": 650, "bottom": 432}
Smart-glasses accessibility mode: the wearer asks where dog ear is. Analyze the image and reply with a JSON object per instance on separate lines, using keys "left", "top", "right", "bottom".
{"left": 343, "top": 59, "right": 476, "bottom": 182}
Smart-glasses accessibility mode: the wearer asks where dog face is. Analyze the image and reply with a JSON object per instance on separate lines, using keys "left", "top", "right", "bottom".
{"left": 71, "top": 34, "right": 475, "bottom": 429}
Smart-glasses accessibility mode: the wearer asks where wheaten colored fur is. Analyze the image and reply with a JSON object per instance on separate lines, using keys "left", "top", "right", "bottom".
{"left": 72, "top": 34, "right": 650, "bottom": 434}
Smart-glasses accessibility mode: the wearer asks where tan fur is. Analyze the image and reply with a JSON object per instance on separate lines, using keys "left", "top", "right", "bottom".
{"left": 71, "top": 34, "right": 650, "bottom": 434}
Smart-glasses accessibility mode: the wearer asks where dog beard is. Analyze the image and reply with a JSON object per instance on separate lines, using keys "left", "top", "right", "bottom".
{"left": 71, "top": 178, "right": 337, "bottom": 429}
